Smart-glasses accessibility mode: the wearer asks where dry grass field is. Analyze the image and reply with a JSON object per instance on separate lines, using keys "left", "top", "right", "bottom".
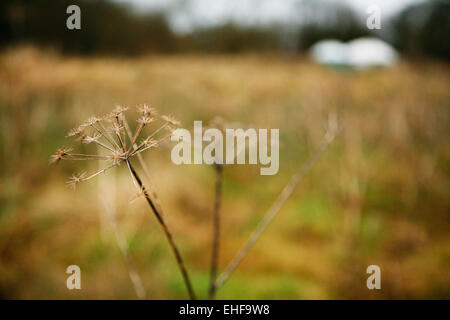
{"left": 0, "top": 47, "right": 448, "bottom": 299}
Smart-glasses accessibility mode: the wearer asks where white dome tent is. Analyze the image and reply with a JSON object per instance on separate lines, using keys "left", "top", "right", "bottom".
{"left": 309, "top": 40, "right": 349, "bottom": 66}
{"left": 310, "top": 37, "right": 399, "bottom": 69}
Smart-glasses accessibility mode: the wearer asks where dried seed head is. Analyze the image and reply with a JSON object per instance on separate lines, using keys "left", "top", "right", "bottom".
{"left": 162, "top": 115, "right": 180, "bottom": 127}
{"left": 81, "top": 133, "right": 101, "bottom": 144}
{"left": 137, "top": 116, "right": 155, "bottom": 125}
{"left": 50, "top": 147, "right": 72, "bottom": 164}
{"left": 82, "top": 116, "right": 102, "bottom": 127}
{"left": 67, "top": 126, "right": 84, "bottom": 137}
{"left": 76, "top": 132, "right": 88, "bottom": 142}
{"left": 66, "top": 172, "right": 86, "bottom": 189}
{"left": 112, "top": 122, "right": 124, "bottom": 134}
{"left": 137, "top": 104, "right": 157, "bottom": 117}
{"left": 53, "top": 104, "right": 178, "bottom": 189}
{"left": 142, "top": 137, "right": 158, "bottom": 147}
{"left": 110, "top": 105, "right": 129, "bottom": 118}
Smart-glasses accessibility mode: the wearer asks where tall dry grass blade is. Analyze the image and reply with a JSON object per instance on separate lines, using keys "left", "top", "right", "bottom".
{"left": 214, "top": 115, "right": 338, "bottom": 291}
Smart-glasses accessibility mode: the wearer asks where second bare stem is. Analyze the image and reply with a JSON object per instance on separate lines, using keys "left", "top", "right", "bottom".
{"left": 209, "top": 164, "right": 223, "bottom": 299}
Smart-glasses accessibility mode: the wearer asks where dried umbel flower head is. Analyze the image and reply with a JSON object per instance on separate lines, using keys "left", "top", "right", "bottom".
{"left": 81, "top": 133, "right": 102, "bottom": 144}
{"left": 49, "top": 147, "right": 73, "bottom": 164}
{"left": 137, "top": 104, "right": 157, "bottom": 118}
{"left": 51, "top": 105, "right": 179, "bottom": 188}
{"left": 66, "top": 172, "right": 86, "bottom": 189}
{"left": 50, "top": 105, "right": 196, "bottom": 300}
{"left": 67, "top": 126, "right": 84, "bottom": 137}
{"left": 161, "top": 115, "right": 181, "bottom": 134}
{"left": 109, "top": 105, "right": 129, "bottom": 118}
{"left": 83, "top": 116, "right": 102, "bottom": 127}
{"left": 137, "top": 116, "right": 155, "bottom": 125}
{"left": 162, "top": 115, "right": 180, "bottom": 127}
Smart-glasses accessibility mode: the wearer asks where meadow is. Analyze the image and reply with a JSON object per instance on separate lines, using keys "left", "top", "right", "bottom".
{"left": 0, "top": 47, "right": 448, "bottom": 299}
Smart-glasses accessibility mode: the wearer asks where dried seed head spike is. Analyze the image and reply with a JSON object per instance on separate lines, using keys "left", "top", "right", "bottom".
{"left": 67, "top": 126, "right": 84, "bottom": 137}
{"left": 162, "top": 115, "right": 180, "bottom": 127}
{"left": 101, "top": 113, "right": 114, "bottom": 122}
{"left": 54, "top": 105, "right": 177, "bottom": 183}
{"left": 142, "top": 137, "right": 158, "bottom": 147}
{"left": 112, "top": 122, "right": 124, "bottom": 134}
{"left": 75, "top": 132, "right": 88, "bottom": 142}
{"left": 66, "top": 172, "right": 86, "bottom": 189}
{"left": 110, "top": 105, "right": 129, "bottom": 118}
{"left": 137, "top": 116, "right": 155, "bottom": 125}
{"left": 81, "top": 133, "right": 102, "bottom": 144}
{"left": 50, "top": 147, "right": 73, "bottom": 164}
{"left": 137, "top": 104, "right": 158, "bottom": 118}
{"left": 82, "top": 116, "right": 102, "bottom": 127}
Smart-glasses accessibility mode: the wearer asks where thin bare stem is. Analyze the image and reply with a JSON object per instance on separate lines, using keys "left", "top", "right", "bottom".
{"left": 83, "top": 162, "right": 120, "bottom": 181}
{"left": 148, "top": 123, "right": 168, "bottom": 140}
{"left": 66, "top": 153, "right": 110, "bottom": 158}
{"left": 114, "top": 116, "right": 126, "bottom": 152}
{"left": 122, "top": 117, "right": 164, "bottom": 215}
{"left": 130, "top": 123, "right": 168, "bottom": 154}
{"left": 126, "top": 160, "right": 196, "bottom": 300}
{"left": 127, "top": 123, "right": 145, "bottom": 154}
{"left": 131, "top": 134, "right": 171, "bottom": 157}
{"left": 208, "top": 164, "right": 223, "bottom": 299}
{"left": 130, "top": 141, "right": 159, "bottom": 157}
{"left": 98, "top": 122, "right": 121, "bottom": 150}
{"left": 65, "top": 154, "right": 112, "bottom": 160}
{"left": 63, "top": 157, "right": 112, "bottom": 161}
{"left": 126, "top": 162, "right": 140, "bottom": 192}
{"left": 91, "top": 139, "right": 117, "bottom": 153}
{"left": 90, "top": 124, "right": 117, "bottom": 149}
{"left": 214, "top": 119, "right": 338, "bottom": 291}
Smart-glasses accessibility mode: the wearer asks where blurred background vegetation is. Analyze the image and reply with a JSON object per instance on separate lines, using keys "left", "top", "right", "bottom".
{"left": 0, "top": 0, "right": 448, "bottom": 299}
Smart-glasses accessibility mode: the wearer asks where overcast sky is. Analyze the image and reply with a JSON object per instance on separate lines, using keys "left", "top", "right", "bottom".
{"left": 114, "top": 0, "right": 426, "bottom": 32}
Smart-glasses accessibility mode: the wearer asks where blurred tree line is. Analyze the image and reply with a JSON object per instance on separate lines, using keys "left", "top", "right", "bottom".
{"left": 0, "top": 0, "right": 448, "bottom": 60}
{"left": 391, "top": 0, "right": 450, "bottom": 61}
{"left": 0, "top": 0, "right": 177, "bottom": 54}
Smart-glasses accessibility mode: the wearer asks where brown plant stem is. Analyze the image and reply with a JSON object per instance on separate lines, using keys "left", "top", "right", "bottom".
{"left": 126, "top": 160, "right": 196, "bottom": 300}
{"left": 208, "top": 164, "right": 223, "bottom": 299}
